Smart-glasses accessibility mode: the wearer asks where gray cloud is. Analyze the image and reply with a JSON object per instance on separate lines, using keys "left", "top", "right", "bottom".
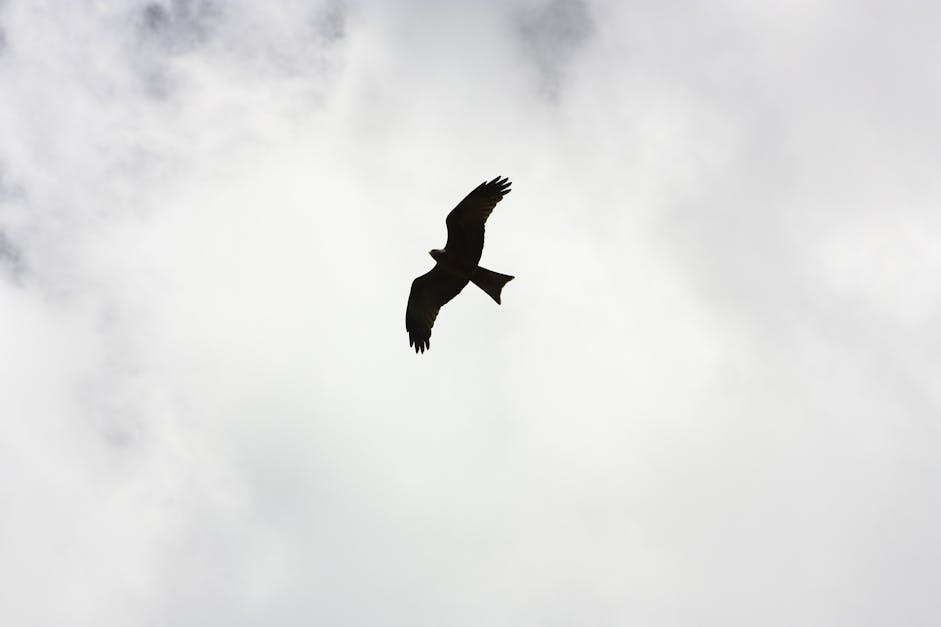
{"left": 517, "top": 0, "right": 593, "bottom": 101}
{"left": 0, "top": 167, "right": 27, "bottom": 282}
{"left": 0, "top": 230, "right": 23, "bottom": 281}
{"left": 139, "top": 0, "right": 221, "bottom": 53}
{"left": 131, "top": 0, "right": 347, "bottom": 101}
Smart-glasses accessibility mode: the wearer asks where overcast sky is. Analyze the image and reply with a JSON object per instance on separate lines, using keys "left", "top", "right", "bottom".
{"left": 2, "top": 1, "right": 940, "bottom": 625}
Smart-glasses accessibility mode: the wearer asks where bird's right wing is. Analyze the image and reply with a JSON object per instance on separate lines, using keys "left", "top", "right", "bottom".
{"left": 405, "top": 265, "right": 469, "bottom": 353}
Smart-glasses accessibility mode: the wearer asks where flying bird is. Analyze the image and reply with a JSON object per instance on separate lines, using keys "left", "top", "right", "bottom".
{"left": 406, "top": 176, "right": 515, "bottom": 353}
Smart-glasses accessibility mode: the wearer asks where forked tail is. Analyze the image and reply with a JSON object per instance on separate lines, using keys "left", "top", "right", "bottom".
{"left": 471, "top": 266, "right": 514, "bottom": 304}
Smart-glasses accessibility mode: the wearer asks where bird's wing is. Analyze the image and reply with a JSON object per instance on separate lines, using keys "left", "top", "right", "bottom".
{"left": 405, "top": 265, "right": 469, "bottom": 353}
{"left": 444, "top": 176, "right": 512, "bottom": 266}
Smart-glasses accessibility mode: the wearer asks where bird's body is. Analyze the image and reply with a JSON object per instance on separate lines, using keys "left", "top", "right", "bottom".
{"left": 406, "top": 177, "right": 514, "bottom": 353}
{"left": 427, "top": 248, "right": 478, "bottom": 280}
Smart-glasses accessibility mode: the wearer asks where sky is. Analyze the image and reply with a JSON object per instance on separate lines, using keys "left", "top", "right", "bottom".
{"left": 1, "top": 1, "right": 940, "bottom": 625}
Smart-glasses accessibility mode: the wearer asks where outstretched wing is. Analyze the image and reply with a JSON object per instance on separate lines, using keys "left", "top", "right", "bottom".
{"left": 445, "top": 176, "right": 511, "bottom": 267}
{"left": 405, "top": 265, "right": 469, "bottom": 353}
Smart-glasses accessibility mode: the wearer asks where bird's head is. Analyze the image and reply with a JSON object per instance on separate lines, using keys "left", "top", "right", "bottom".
{"left": 429, "top": 248, "right": 444, "bottom": 261}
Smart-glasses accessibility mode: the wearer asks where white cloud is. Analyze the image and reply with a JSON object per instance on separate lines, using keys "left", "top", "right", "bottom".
{"left": 1, "top": 1, "right": 940, "bottom": 625}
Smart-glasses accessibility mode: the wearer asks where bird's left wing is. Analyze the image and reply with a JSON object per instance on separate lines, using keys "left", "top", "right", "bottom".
{"left": 444, "top": 176, "right": 512, "bottom": 266}
{"left": 405, "top": 265, "right": 469, "bottom": 353}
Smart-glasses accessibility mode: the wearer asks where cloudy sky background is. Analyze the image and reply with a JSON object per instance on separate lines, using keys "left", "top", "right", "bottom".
{"left": 2, "top": 0, "right": 940, "bottom": 624}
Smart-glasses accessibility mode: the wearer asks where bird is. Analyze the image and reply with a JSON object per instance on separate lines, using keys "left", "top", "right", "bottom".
{"left": 406, "top": 176, "right": 515, "bottom": 353}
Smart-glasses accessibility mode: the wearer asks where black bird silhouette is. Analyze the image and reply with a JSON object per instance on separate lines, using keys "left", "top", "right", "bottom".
{"left": 406, "top": 176, "right": 514, "bottom": 353}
